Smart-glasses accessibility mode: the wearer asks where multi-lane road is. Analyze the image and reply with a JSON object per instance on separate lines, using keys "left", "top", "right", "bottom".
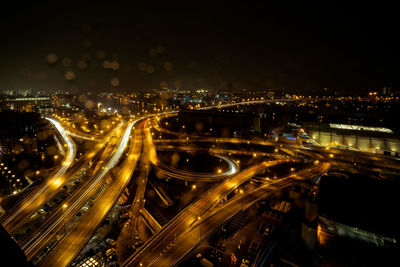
{"left": 39, "top": 118, "right": 142, "bottom": 266}
{"left": 123, "top": 154, "right": 329, "bottom": 266}
{"left": 21, "top": 122, "right": 129, "bottom": 260}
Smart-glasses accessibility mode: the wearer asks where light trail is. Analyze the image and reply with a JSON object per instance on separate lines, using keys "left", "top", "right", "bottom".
{"left": 1, "top": 117, "right": 76, "bottom": 227}
{"left": 65, "top": 131, "right": 100, "bottom": 141}
{"left": 65, "top": 120, "right": 123, "bottom": 142}
{"left": 45, "top": 118, "right": 76, "bottom": 184}
{"left": 124, "top": 160, "right": 288, "bottom": 266}
{"left": 145, "top": 117, "right": 239, "bottom": 181}
{"left": 39, "top": 119, "right": 143, "bottom": 266}
{"left": 22, "top": 120, "right": 134, "bottom": 259}
{"left": 215, "top": 154, "right": 238, "bottom": 176}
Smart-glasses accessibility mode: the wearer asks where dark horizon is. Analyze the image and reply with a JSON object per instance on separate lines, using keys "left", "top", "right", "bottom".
{"left": 1, "top": 1, "right": 399, "bottom": 92}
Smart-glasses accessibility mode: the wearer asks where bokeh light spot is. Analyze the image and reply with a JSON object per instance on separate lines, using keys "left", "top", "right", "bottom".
{"left": 163, "top": 61, "right": 173, "bottom": 71}
{"left": 138, "top": 62, "right": 147, "bottom": 71}
{"left": 156, "top": 45, "right": 165, "bottom": 54}
{"left": 148, "top": 48, "right": 157, "bottom": 58}
{"left": 102, "top": 60, "right": 111, "bottom": 69}
{"left": 146, "top": 65, "right": 155, "bottom": 74}
{"left": 78, "top": 60, "right": 88, "bottom": 70}
{"left": 46, "top": 53, "right": 58, "bottom": 64}
{"left": 84, "top": 99, "right": 94, "bottom": 109}
{"left": 64, "top": 70, "right": 76, "bottom": 81}
{"left": 97, "top": 50, "right": 106, "bottom": 59}
{"left": 110, "top": 61, "right": 120, "bottom": 70}
{"left": 160, "top": 81, "right": 168, "bottom": 88}
{"left": 62, "top": 57, "right": 72, "bottom": 67}
{"left": 110, "top": 77, "right": 120, "bottom": 87}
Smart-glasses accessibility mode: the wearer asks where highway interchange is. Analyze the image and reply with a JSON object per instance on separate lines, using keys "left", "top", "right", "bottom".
{"left": 1, "top": 100, "right": 399, "bottom": 266}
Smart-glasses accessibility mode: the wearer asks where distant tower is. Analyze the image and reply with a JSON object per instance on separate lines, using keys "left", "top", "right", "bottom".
{"left": 383, "top": 86, "right": 392, "bottom": 95}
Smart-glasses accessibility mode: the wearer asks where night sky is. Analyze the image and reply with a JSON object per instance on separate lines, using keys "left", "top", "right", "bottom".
{"left": 0, "top": 1, "right": 398, "bottom": 93}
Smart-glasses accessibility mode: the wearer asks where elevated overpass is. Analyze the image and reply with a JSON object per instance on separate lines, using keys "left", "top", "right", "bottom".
{"left": 38, "top": 119, "right": 141, "bottom": 266}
